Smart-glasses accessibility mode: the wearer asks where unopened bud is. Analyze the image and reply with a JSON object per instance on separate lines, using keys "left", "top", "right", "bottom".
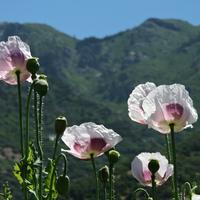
{"left": 98, "top": 165, "right": 109, "bottom": 184}
{"left": 148, "top": 159, "right": 160, "bottom": 174}
{"left": 26, "top": 57, "right": 40, "bottom": 74}
{"left": 34, "top": 79, "right": 48, "bottom": 96}
{"left": 38, "top": 74, "right": 47, "bottom": 80}
{"left": 56, "top": 175, "right": 70, "bottom": 196}
{"left": 108, "top": 150, "right": 120, "bottom": 165}
{"left": 55, "top": 116, "right": 67, "bottom": 136}
{"left": 104, "top": 147, "right": 115, "bottom": 157}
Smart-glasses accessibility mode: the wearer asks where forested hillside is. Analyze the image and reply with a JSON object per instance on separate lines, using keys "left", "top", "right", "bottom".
{"left": 0, "top": 18, "right": 200, "bottom": 199}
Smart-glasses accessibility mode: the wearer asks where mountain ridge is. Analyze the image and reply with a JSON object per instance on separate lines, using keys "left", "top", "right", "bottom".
{"left": 0, "top": 18, "right": 200, "bottom": 199}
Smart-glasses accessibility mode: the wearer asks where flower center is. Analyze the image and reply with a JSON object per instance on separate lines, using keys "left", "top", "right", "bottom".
{"left": 10, "top": 50, "right": 25, "bottom": 67}
{"left": 166, "top": 103, "right": 183, "bottom": 120}
{"left": 73, "top": 138, "right": 107, "bottom": 155}
{"left": 89, "top": 138, "right": 107, "bottom": 152}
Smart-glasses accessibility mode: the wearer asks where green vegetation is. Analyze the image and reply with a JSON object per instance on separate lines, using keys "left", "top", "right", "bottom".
{"left": 0, "top": 18, "right": 200, "bottom": 199}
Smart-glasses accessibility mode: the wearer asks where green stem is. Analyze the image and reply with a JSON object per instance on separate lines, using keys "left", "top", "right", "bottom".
{"left": 170, "top": 123, "right": 179, "bottom": 200}
{"left": 109, "top": 163, "right": 114, "bottom": 200}
{"left": 25, "top": 83, "right": 34, "bottom": 158}
{"left": 48, "top": 153, "right": 68, "bottom": 200}
{"left": 16, "top": 71, "right": 24, "bottom": 157}
{"left": 103, "top": 183, "right": 107, "bottom": 200}
{"left": 182, "top": 182, "right": 192, "bottom": 200}
{"left": 165, "top": 134, "right": 172, "bottom": 163}
{"left": 52, "top": 135, "right": 59, "bottom": 161}
{"left": 151, "top": 174, "right": 157, "bottom": 200}
{"left": 134, "top": 188, "right": 150, "bottom": 200}
{"left": 16, "top": 71, "right": 28, "bottom": 200}
{"left": 90, "top": 154, "right": 99, "bottom": 200}
{"left": 38, "top": 95, "right": 44, "bottom": 200}
{"left": 48, "top": 134, "right": 61, "bottom": 200}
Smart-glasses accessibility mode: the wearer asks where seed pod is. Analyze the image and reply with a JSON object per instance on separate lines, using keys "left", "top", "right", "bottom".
{"left": 98, "top": 165, "right": 109, "bottom": 184}
{"left": 55, "top": 116, "right": 67, "bottom": 136}
{"left": 108, "top": 150, "right": 120, "bottom": 165}
{"left": 34, "top": 79, "right": 48, "bottom": 96}
{"left": 26, "top": 57, "right": 40, "bottom": 74}
{"left": 148, "top": 159, "right": 160, "bottom": 174}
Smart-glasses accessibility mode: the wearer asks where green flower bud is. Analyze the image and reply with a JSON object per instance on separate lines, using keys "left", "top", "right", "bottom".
{"left": 98, "top": 165, "right": 109, "bottom": 184}
{"left": 34, "top": 79, "right": 48, "bottom": 96}
{"left": 26, "top": 57, "right": 40, "bottom": 74}
{"left": 56, "top": 175, "right": 70, "bottom": 196}
{"left": 38, "top": 74, "right": 47, "bottom": 80}
{"left": 55, "top": 116, "right": 67, "bottom": 136}
{"left": 148, "top": 159, "right": 160, "bottom": 174}
{"left": 104, "top": 147, "right": 115, "bottom": 157}
{"left": 108, "top": 150, "right": 120, "bottom": 165}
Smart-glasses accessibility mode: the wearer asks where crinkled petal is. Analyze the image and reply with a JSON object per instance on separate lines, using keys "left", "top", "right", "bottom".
{"left": 159, "top": 164, "right": 173, "bottom": 185}
{"left": 61, "top": 122, "right": 122, "bottom": 159}
{"left": 0, "top": 42, "right": 13, "bottom": 72}
{"left": 131, "top": 152, "right": 173, "bottom": 187}
{"left": 6, "top": 36, "right": 32, "bottom": 60}
{"left": 128, "top": 82, "right": 156, "bottom": 124}
{"left": 143, "top": 84, "right": 198, "bottom": 133}
{"left": 0, "top": 36, "right": 32, "bottom": 85}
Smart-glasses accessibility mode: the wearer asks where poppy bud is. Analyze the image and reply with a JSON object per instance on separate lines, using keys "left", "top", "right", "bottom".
{"left": 148, "top": 159, "right": 160, "bottom": 174}
{"left": 26, "top": 57, "right": 40, "bottom": 74}
{"left": 38, "top": 74, "right": 47, "bottom": 80}
{"left": 34, "top": 79, "right": 48, "bottom": 96}
{"left": 55, "top": 116, "right": 67, "bottom": 136}
{"left": 98, "top": 165, "right": 109, "bottom": 184}
{"left": 108, "top": 150, "right": 120, "bottom": 165}
{"left": 104, "top": 147, "right": 115, "bottom": 157}
{"left": 56, "top": 175, "right": 70, "bottom": 196}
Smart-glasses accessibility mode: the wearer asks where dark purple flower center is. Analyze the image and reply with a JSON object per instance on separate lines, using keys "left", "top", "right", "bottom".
{"left": 73, "top": 138, "right": 107, "bottom": 154}
{"left": 90, "top": 138, "right": 107, "bottom": 152}
{"left": 10, "top": 50, "right": 25, "bottom": 67}
{"left": 166, "top": 103, "right": 183, "bottom": 120}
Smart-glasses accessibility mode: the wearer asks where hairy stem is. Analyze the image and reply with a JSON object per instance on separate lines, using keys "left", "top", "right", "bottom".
{"left": 16, "top": 71, "right": 24, "bottom": 157}
{"left": 109, "top": 163, "right": 114, "bottom": 200}
{"left": 151, "top": 174, "right": 157, "bottom": 200}
{"left": 52, "top": 135, "right": 59, "bottom": 161}
{"left": 25, "top": 84, "right": 34, "bottom": 158}
{"left": 90, "top": 154, "right": 99, "bottom": 200}
{"left": 170, "top": 123, "right": 179, "bottom": 200}
{"left": 38, "top": 95, "right": 44, "bottom": 200}
{"left": 165, "top": 134, "right": 172, "bottom": 163}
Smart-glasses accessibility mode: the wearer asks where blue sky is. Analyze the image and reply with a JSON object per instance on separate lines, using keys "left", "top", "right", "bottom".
{"left": 1, "top": 0, "right": 200, "bottom": 39}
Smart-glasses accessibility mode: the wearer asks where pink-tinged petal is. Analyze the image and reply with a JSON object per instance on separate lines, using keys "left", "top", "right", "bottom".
{"left": 61, "top": 122, "right": 122, "bottom": 160}
{"left": 131, "top": 152, "right": 173, "bottom": 187}
{"left": 143, "top": 84, "right": 198, "bottom": 133}
{"left": 0, "top": 69, "right": 31, "bottom": 85}
{"left": 143, "top": 170, "right": 152, "bottom": 182}
{"left": 0, "top": 42, "right": 13, "bottom": 72}
{"left": 131, "top": 156, "right": 148, "bottom": 185}
{"left": 159, "top": 164, "right": 173, "bottom": 185}
{"left": 6, "top": 36, "right": 32, "bottom": 60}
{"left": 61, "top": 149, "right": 87, "bottom": 160}
{"left": 88, "top": 138, "right": 107, "bottom": 152}
{"left": 0, "top": 36, "right": 32, "bottom": 85}
{"left": 128, "top": 82, "right": 156, "bottom": 124}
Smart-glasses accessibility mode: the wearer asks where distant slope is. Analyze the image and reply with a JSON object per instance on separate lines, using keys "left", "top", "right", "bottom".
{"left": 0, "top": 19, "right": 200, "bottom": 199}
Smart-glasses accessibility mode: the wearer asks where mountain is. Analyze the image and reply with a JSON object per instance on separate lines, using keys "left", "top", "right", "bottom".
{"left": 0, "top": 18, "right": 200, "bottom": 199}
